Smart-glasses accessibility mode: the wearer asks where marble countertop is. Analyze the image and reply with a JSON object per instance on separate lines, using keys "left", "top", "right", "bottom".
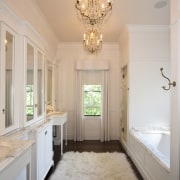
{"left": 0, "top": 112, "right": 67, "bottom": 172}
{"left": 0, "top": 138, "right": 34, "bottom": 172}
{"left": 46, "top": 111, "right": 67, "bottom": 119}
{"left": 46, "top": 111, "right": 67, "bottom": 126}
{"left": 46, "top": 111, "right": 67, "bottom": 118}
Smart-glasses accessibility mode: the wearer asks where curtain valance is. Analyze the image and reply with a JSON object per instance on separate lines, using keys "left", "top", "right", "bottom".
{"left": 76, "top": 60, "right": 110, "bottom": 70}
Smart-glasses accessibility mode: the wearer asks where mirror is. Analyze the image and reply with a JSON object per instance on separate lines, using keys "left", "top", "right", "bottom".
{"left": 37, "top": 51, "right": 43, "bottom": 117}
{"left": 5, "top": 31, "right": 14, "bottom": 128}
{"left": 46, "top": 61, "right": 53, "bottom": 113}
{"left": 26, "top": 43, "right": 34, "bottom": 121}
{"left": 47, "top": 62, "right": 53, "bottom": 106}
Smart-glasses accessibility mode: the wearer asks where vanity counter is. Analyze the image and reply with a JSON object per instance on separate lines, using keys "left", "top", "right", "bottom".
{"left": 0, "top": 138, "right": 34, "bottom": 179}
{"left": 46, "top": 111, "right": 67, "bottom": 118}
{"left": 46, "top": 111, "right": 68, "bottom": 155}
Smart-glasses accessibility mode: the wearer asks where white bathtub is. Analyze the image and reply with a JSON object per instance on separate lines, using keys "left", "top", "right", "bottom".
{"left": 129, "top": 129, "right": 171, "bottom": 180}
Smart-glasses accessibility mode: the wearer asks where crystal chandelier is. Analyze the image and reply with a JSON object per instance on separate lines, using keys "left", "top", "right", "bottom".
{"left": 75, "top": 0, "right": 113, "bottom": 53}
{"left": 83, "top": 29, "right": 103, "bottom": 53}
{"left": 75, "top": 0, "right": 112, "bottom": 27}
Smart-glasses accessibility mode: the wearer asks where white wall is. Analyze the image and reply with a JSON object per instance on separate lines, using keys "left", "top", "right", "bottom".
{"left": 127, "top": 25, "right": 170, "bottom": 129}
{"left": 2, "top": 0, "right": 58, "bottom": 60}
{"left": 119, "top": 27, "right": 130, "bottom": 67}
{"left": 170, "top": 1, "right": 180, "bottom": 179}
{"left": 56, "top": 43, "right": 120, "bottom": 140}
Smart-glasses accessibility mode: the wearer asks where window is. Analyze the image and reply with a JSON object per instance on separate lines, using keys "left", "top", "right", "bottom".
{"left": 26, "top": 85, "right": 34, "bottom": 116}
{"left": 83, "top": 85, "right": 102, "bottom": 116}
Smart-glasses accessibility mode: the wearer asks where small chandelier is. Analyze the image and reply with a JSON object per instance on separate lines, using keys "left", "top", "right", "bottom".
{"left": 83, "top": 29, "right": 103, "bottom": 53}
{"left": 75, "top": 0, "right": 112, "bottom": 26}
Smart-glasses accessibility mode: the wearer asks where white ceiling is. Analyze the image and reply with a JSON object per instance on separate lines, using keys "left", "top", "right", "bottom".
{"left": 34, "top": 0, "right": 170, "bottom": 42}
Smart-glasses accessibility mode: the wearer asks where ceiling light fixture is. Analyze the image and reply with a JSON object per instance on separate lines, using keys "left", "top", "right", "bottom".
{"left": 75, "top": 0, "right": 113, "bottom": 53}
{"left": 75, "top": 0, "right": 112, "bottom": 27}
{"left": 83, "top": 29, "right": 103, "bottom": 53}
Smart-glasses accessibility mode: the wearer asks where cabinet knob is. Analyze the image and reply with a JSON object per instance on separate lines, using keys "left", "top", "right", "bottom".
{"left": 2, "top": 109, "right": 5, "bottom": 114}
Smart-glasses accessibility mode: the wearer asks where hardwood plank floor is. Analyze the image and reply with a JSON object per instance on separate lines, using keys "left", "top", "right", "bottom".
{"left": 45, "top": 140, "right": 143, "bottom": 180}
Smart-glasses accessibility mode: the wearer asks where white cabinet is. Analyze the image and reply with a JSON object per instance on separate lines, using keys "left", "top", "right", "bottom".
{"left": 0, "top": 22, "right": 19, "bottom": 135}
{"left": 30, "top": 121, "right": 54, "bottom": 180}
{"left": 25, "top": 38, "right": 45, "bottom": 126}
{"left": 0, "top": 139, "right": 33, "bottom": 180}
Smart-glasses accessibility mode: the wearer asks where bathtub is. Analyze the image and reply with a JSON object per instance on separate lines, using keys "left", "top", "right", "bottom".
{"left": 129, "top": 129, "right": 171, "bottom": 180}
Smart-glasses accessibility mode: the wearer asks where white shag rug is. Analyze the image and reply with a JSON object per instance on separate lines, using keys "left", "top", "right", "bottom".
{"left": 50, "top": 152, "right": 138, "bottom": 180}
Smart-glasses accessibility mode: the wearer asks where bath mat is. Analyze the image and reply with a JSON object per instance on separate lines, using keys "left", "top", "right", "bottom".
{"left": 49, "top": 151, "right": 138, "bottom": 180}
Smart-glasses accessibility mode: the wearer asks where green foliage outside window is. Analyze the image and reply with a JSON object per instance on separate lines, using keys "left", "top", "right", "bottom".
{"left": 83, "top": 85, "right": 102, "bottom": 116}
{"left": 26, "top": 85, "right": 34, "bottom": 116}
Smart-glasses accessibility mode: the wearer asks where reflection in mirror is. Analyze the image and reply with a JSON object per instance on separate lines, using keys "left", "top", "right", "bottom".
{"left": 5, "top": 31, "right": 14, "bottom": 128}
{"left": 47, "top": 63, "right": 52, "bottom": 107}
{"left": 26, "top": 43, "right": 34, "bottom": 121}
{"left": 37, "top": 52, "right": 43, "bottom": 116}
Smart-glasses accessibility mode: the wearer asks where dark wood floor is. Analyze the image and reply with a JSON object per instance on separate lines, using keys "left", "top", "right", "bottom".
{"left": 45, "top": 140, "right": 143, "bottom": 180}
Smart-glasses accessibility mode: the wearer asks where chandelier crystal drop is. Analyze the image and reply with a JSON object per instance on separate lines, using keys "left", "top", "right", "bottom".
{"left": 83, "top": 29, "right": 103, "bottom": 53}
{"left": 75, "top": 0, "right": 112, "bottom": 26}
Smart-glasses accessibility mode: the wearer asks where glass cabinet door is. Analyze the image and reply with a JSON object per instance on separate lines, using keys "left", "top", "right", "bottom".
{"left": 26, "top": 43, "right": 34, "bottom": 122}
{"left": 45, "top": 60, "right": 55, "bottom": 113}
{"left": 0, "top": 23, "right": 17, "bottom": 134}
{"left": 25, "top": 39, "right": 45, "bottom": 125}
{"left": 37, "top": 51, "right": 44, "bottom": 117}
{"left": 5, "top": 31, "right": 14, "bottom": 128}
{"left": 47, "top": 63, "right": 53, "bottom": 106}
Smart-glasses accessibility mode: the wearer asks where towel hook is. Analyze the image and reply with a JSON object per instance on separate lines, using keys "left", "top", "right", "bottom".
{"left": 160, "top": 67, "right": 176, "bottom": 90}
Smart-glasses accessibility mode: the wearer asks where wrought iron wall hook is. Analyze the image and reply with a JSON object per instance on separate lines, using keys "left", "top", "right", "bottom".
{"left": 160, "top": 67, "right": 176, "bottom": 90}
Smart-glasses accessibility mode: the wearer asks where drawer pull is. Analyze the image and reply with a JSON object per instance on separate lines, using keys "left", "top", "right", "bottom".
{"left": 45, "top": 130, "right": 47, "bottom": 135}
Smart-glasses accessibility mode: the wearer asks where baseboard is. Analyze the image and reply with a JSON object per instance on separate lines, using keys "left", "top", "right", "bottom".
{"left": 119, "top": 138, "right": 127, "bottom": 152}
